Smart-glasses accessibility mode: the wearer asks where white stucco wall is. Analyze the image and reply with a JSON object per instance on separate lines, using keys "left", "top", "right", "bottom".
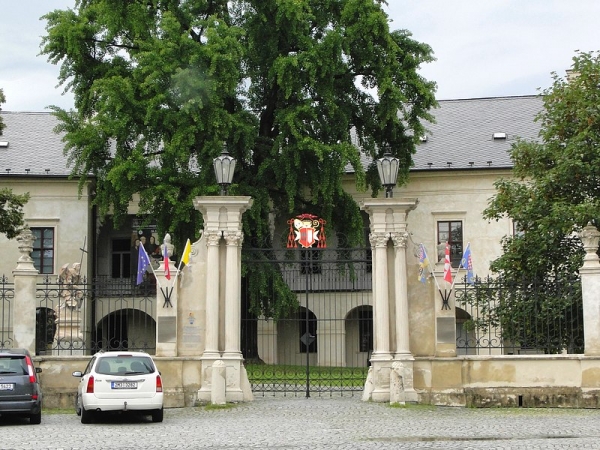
{"left": 0, "top": 178, "right": 93, "bottom": 281}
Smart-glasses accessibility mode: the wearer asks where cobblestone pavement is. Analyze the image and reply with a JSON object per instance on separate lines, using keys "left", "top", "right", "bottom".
{"left": 3, "top": 396, "right": 600, "bottom": 449}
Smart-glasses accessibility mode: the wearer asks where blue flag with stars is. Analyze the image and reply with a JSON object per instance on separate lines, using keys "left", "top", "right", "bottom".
{"left": 136, "top": 244, "right": 151, "bottom": 285}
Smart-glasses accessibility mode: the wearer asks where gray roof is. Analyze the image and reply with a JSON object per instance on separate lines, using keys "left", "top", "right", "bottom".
{"left": 0, "top": 111, "right": 69, "bottom": 176}
{"left": 0, "top": 95, "right": 544, "bottom": 178}
{"left": 412, "top": 95, "right": 543, "bottom": 171}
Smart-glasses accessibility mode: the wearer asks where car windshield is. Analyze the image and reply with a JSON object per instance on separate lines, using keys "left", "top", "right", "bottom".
{"left": 0, "top": 356, "right": 27, "bottom": 375}
{"left": 95, "top": 356, "right": 154, "bottom": 375}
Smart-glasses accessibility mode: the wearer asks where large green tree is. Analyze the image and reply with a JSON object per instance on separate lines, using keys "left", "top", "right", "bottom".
{"left": 41, "top": 0, "right": 436, "bottom": 246}
{"left": 476, "top": 51, "right": 600, "bottom": 352}
{"left": 41, "top": 1, "right": 436, "bottom": 335}
{"left": 0, "top": 88, "right": 30, "bottom": 239}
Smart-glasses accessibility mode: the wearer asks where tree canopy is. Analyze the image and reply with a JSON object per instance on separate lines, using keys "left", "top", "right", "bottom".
{"left": 470, "top": 51, "right": 600, "bottom": 353}
{"left": 484, "top": 51, "right": 600, "bottom": 280}
{"left": 41, "top": 0, "right": 437, "bottom": 249}
{"left": 0, "top": 88, "right": 30, "bottom": 239}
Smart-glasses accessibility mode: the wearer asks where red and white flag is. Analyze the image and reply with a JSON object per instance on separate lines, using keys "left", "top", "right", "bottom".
{"left": 163, "top": 244, "right": 171, "bottom": 280}
{"left": 443, "top": 242, "right": 453, "bottom": 283}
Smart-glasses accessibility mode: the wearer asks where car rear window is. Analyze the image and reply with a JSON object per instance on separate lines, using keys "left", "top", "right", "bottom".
{"left": 95, "top": 356, "right": 155, "bottom": 375}
{"left": 0, "top": 356, "right": 27, "bottom": 375}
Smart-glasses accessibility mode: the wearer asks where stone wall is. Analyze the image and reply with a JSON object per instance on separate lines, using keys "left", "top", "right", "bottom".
{"left": 35, "top": 356, "right": 202, "bottom": 409}
{"left": 37, "top": 354, "right": 600, "bottom": 409}
{"left": 414, "top": 355, "right": 600, "bottom": 408}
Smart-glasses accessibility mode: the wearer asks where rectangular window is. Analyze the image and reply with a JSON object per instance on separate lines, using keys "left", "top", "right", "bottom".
{"left": 513, "top": 221, "right": 524, "bottom": 237}
{"left": 437, "top": 221, "right": 463, "bottom": 268}
{"left": 31, "top": 227, "right": 54, "bottom": 274}
{"left": 112, "top": 238, "right": 132, "bottom": 279}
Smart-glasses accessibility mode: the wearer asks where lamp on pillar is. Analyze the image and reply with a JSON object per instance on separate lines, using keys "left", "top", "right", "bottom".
{"left": 213, "top": 145, "right": 236, "bottom": 196}
{"left": 376, "top": 149, "right": 399, "bottom": 198}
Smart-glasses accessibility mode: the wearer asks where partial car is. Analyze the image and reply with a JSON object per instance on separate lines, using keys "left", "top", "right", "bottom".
{"left": 0, "top": 348, "right": 43, "bottom": 424}
{"left": 72, "top": 351, "right": 163, "bottom": 424}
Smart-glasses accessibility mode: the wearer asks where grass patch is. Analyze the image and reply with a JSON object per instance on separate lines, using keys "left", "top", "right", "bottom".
{"left": 202, "top": 403, "right": 237, "bottom": 411}
{"left": 42, "top": 408, "right": 76, "bottom": 414}
{"left": 245, "top": 364, "right": 368, "bottom": 387}
{"left": 388, "top": 402, "right": 436, "bottom": 410}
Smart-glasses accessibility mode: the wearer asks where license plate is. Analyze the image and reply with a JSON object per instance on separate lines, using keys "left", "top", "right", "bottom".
{"left": 111, "top": 381, "right": 137, "bottom": 389}
{"left": 0, "top": 383, "right": 14, "bottom": 391}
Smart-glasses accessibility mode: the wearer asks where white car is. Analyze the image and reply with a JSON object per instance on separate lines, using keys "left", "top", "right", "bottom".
{"left": 72, "top": 351, "right": 164, "bottom": 424}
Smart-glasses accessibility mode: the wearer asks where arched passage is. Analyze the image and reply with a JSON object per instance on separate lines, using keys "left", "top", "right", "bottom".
{"left": 456, "top": 306, "right": 476, "bottom": 355}
{"left": 277, "top": 306, "right": 317, "bottom": 366}
{"left": 94, "top": 308, "right": 156, "bottom": 354}
{"left": 345, "top": 305, "right": 373, "bottom": 367}
{"left": 35, "top": 307, "right": 57, "bottom": 355}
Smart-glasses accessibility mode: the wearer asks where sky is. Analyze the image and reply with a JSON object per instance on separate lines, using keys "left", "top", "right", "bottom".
{"left": 1, "top": 1, "right": 599, "bottom": 112}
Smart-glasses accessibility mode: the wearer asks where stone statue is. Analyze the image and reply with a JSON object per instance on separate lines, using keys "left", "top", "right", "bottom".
{"left": 163, "top": 233, "right": 175, "bottom": 258}
{"left": 58, "top": 263, "right": 84, "bottom": 309}
{"left": 437, "top": 242, "right": 446, "bottom": 263}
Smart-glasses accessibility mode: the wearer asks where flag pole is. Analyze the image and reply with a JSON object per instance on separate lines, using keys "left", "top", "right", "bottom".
{"left": 420, "top": 243, "right": 451, "bottom": 309}
{"left": 450, "top": 241, "right": 470, "bottom": 291}
{"left": 144, "top": 245, "right": 163, "bottom": 291}
{"left": 171, "top": 239, "right": 190, "bottom": 287}
{"left": 440, "top": 242, "right": 454, "bottom": 310}
{"left": 136, "top": 243, "right": 163, "bottom": 290}
{"left": 421, "top": 244, "right": 443, "bottom": 292}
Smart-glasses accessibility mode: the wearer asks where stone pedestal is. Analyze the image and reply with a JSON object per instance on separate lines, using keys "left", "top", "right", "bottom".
{"left": 12, "top": 227, "right": 39, "bottom": 354}
{"left": 155, "top": 257, "right": 179, "bottom": 357}
{"left": 53, "top": 307, "right": 84, "bottom": 355}
{"left": 433, "top": 263, "right": 457, "bottom": 357}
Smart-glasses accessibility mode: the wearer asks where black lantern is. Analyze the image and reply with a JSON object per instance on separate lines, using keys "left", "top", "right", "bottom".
{"left": 213, "top": 145, "right": 236, "bottom": 196}
{"left": 376, "top": 149, "right": 399, "bottom": 198}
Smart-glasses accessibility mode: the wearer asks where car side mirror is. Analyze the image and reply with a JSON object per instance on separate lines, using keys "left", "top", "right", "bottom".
{"left": 72, "top": 371, "right": 83, "bottom": 378}
{"left": 36, "top": 367, "right": 42, "bottom": 373}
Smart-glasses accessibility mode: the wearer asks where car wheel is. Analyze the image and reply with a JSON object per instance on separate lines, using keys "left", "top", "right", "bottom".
{"left": 81, "top": 405, "right": 93, "bottom": 424}
{"left": 75, "top": 395, "right": 82, "bottom": 416}
{"left": 29, "top": 412, "right": 41, "bottom": 425}
{"left": 151, "top": 408, "right": 164, "bottom": 423}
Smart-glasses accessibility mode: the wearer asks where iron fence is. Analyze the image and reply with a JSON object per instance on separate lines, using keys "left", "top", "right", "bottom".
{"left": 33, "top": 275, "right": 157, "bottom": 355}
{"left": 455, "top": 275, "right": 584, "bottom": 355}
{"left": 0, "top": 265, "right": 586, "bottom": 362}
{"left": 242, "top": 247, "right": 372, "bottom": 397}
{"left": 0, "top": 276, "right": 14, "bottom": 349}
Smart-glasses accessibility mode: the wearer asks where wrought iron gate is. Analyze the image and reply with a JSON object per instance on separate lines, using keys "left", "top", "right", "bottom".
{"left": 241, "top": 247, "right": 372, "bottom": 397}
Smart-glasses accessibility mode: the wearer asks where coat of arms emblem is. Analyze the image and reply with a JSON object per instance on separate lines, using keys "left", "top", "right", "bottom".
{"left": 287, "top": 214, "right": 327, "bottom": 248}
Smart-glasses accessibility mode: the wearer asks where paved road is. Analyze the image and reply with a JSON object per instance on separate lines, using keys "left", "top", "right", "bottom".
{"left": 3, "top": 396, "right": 600, "bottom": 449}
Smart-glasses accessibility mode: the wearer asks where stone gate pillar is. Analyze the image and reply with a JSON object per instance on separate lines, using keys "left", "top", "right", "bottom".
{"left": 193, "top": 196, "right": 253, "bottom": 403}
{"left": 155, "top": 237, "right": 179, "bottom": 357}
{"left": 579, "top": 223, "right": 600, "bottom": 356}
{"left": 12, "top": 227, "right": 39, "bottom": 353}
{"left": 360, "top": 198, "right": 418, "bottom": 403}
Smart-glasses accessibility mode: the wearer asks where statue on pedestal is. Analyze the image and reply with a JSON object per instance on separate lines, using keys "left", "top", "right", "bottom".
{"left": 163, "top": 233, "right": 175, "bottom": 258}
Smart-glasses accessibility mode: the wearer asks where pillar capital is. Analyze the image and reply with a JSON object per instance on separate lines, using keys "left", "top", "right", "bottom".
{"left": 205, "top": 231, "right": 222, "bottom": 246}
{"left": 224, "top": 231, "right": 244, "bottom": 247}
{"left": 390, "top": 232, "right": 408, "bottom": 248}
{"left": 369, "top": 232, "right": 390, "bottom": 248}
